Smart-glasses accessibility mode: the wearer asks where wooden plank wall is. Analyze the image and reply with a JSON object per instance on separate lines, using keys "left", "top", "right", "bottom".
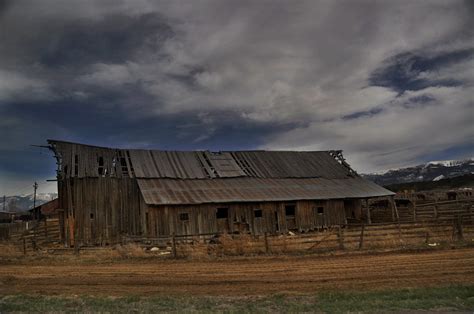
{"left": 60, "top": 178, "right": 144, "bottom": 245}
{"left": 146, "top": 199, "right": 350, "bottom": 237}
{"left": 58, "top": 175, "right": 357, "bottom": 243}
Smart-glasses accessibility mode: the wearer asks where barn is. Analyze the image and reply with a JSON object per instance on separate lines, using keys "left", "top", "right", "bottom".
{"left": 47, "top": 140, "right": 394, "bottom": 246}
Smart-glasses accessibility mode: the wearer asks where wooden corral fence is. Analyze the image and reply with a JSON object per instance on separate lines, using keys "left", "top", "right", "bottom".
{"left": 412, "top": 199, "right": 473, "bottom": 222}
{"left": 0, "top": 221, "right": 28, "bottom": 240}
{"left": 118, "top": 214, "right": 474, "bottom": 258}
{"left": 1, "top": 219, "right": 61, "bottom": 254}
{"left": 370, "top": 199, "right": 473, "bottom": 223}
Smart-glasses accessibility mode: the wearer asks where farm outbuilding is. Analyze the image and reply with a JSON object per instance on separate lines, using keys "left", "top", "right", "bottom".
{"left": 30, "top": 198, "right": 60, "bottom": 220}
{"left": 47, "top": 140, "right": 394, "bottom": 246}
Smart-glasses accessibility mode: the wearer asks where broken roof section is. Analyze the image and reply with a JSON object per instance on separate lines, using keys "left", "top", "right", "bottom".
{"left": 47, "top": 140, "right": 356, "bottom": 180}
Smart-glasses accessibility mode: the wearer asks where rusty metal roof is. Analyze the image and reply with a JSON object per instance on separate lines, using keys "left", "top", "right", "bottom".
{"left": 48, "top": 140, "right": 356, "bottom": 179}
{"left": 137, "top": 177, "right": 394, "bottom": 205}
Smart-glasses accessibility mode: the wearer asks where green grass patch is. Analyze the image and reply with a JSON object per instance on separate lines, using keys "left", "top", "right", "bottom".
{"left": 1, "top": 285, "right": 473, "bottom": 313}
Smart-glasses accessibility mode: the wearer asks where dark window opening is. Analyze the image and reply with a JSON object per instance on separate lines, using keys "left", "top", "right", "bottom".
{"left": 315, "top": 207, "right": 324, "bottom": 214}
{"left": 179, "top": 213, "right": 189, "bottom": 221}
{"left": 126, "top": 150, "right": 135, "bottom": 176}
{"left": 447, "top": 192, "right": 457, "bottom": 200}
{"left": 98, "top": 156, "right": 104, "bottom": 175}
{"left": 254, "top": 209, "right": 263, "bottom": 218}
{"left": 285, "top": 205, "right": 295, "bottom": 216}
{"left": 119, "top": 153, "right": 129, "bottom": 177}
{"left": 275, "top": 211, "right": 280, "bottom": 231}
{"left": 216, "top": 207, "right": 228, "bottom": 219}
{"left": 74, "top": 154, "right": 79, "bottom": 176}
{"left": 90, "top": 213, "right": 94, "bottom": 219}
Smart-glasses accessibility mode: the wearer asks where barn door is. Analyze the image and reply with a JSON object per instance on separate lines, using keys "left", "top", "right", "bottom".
{"left": 285, "top": 204, "right": 297, "bottom": 230}
{"left": 216, "top": 207, "right": 230, "bottom": 233}
{"left": 274, "top": 210, "right": 280, "bottom": 232}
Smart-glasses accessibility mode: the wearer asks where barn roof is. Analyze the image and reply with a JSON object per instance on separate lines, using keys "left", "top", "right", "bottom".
{"left": 138, "top": 177, "right": 393, "bottom": 205}
{"left": 29, "top": 198, "right": 59, "bottom": 215}
{"left": 48, "top": 140, "right": 394, "bottom": 203}
{"left": 48, "top": 140, "right": 355, "bottom": 179}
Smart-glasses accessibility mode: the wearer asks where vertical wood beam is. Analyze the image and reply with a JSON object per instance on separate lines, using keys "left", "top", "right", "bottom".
{"left": 389, "top": 196, "right": 399, "bottom": 223}
{"left": 365, "top": 199, "right": 371, "bottom": 224}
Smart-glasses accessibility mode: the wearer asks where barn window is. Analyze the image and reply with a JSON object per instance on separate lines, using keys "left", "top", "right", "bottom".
{"left": 98, "top": 156, "right": 105, "bottom": 175}
{"left": 285, "top": 204, "right": 295, "bottom": 216}
{"left": 90, "top": 213, "right": 94, "bottom": 219}
{"left": 254, "top": 209, "right": 263, "bottom": 218}
{"left": 120, "top": 157, "right": 127, "bottom": 170}
{"left": 74, "top": 154, "right": 79, "bottom": 176}
{"left": 315, "top": 207, "right": 324, "bottom": 214}
{"left": 179, "top": 213, "right": 189, "bottom": 221}
{"left": 216, "top": 207, "right": 228, "bottom": 219}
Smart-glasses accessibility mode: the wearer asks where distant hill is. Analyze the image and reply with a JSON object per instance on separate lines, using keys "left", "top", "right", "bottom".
{"left": 362, "top": 158, "right": 474, "bottom": 186}
{"left": 383, "top": 173, "right": 474, "bottom": 193}
{"left": 0, "top": 193, "right": 57, "bottom": 213}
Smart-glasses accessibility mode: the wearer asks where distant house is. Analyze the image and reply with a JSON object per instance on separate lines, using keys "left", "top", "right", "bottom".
{"left": 47, "top": 140, "right": 394, "bottom": 246}
{"left": 0, "top": 211, "right": 13, "bottom": 223}
{"left": 29, "top": 198, "right": 60, "bottom": 220}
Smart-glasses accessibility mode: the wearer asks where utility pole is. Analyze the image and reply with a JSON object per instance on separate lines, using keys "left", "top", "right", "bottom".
{"left": 33, "top": 182, "right": 38, "bottom": 220}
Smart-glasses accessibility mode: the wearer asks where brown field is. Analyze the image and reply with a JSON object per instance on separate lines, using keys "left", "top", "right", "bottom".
{"left": 1, "top": 247, "right": 473, "bottom": 297}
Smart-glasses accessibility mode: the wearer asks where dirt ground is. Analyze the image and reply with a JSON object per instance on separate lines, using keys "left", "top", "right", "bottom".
{"left": 1, "top": 248, "right": 473, "bottom": 297}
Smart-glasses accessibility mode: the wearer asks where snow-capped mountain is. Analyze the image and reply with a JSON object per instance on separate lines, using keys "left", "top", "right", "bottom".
{"left": 0, "top": 193, "right": 58, "bottom": 213}
{"left": 362, "top": 158, "right": 474, "bottom": 186}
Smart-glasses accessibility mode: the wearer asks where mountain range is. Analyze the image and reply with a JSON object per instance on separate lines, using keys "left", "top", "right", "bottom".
{"left": 0, "top": 193, "right": 58, "bottom": 213}
{"left": 361, "top": 158, "right": 474, "bottom": 186}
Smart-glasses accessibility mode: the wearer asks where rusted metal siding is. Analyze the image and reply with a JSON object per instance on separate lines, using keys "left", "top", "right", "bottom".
{"left": 137, "top": 177, "right": 393, "bottom": 205}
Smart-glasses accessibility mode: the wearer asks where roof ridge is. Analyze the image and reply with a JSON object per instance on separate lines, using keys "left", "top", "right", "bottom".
{"left": 47, "top": 139, "right": 339, "bottom": 153}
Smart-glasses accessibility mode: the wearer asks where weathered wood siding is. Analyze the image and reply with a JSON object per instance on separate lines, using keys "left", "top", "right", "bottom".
{"left": 59, "top": 176, "right": 357, "bottom": 242}
{"left": 59, "top": 178, "right": 145, "bottom": 245}
{"left": 146, "top": 199, "right": 349, "bottom": 237}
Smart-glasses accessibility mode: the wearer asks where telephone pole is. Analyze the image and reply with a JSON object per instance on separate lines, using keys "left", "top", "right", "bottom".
{"left": 33, "top": 182, "right": 38, "bottom": 220}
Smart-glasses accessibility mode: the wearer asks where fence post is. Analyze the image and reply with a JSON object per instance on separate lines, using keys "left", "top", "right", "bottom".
{"left": 22, "top": 236, "right": 26, "bottom": 255}
{"left": 397, "top": 221, "right": 402, "bottom": 244}
{"left": 264, "top": 232, "right": 269, "bottom": 254}
{"left": 172, "top": 233, "right": 177, "bottom": 258}
{"left": 358, "top": 223, "right": 365, "bottom": 250}
{"left": 44, "top": 219, "right": 48, "bottom": 239}
{"left": 337, "top": 226, "right": 345, "bottom": 250}
{"left": 74, "top": 229, "right": 80, "bottom": 256}
{"left": 433, "top": 199, "right": 438, "bottom": 220}
{"left": 456, "top": 215, "right": 464, "bottom": 241}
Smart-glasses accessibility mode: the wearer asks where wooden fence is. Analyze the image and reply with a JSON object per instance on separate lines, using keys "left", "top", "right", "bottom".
{"left": 119, "top": 215, "right": 474, "bottom": 258}
{"left": 0, "top": 221, "right": 28, "bottom": 240}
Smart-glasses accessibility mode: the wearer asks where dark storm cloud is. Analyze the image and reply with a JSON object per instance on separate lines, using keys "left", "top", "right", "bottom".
{"left": 369, "top": 49, "right": 474, "bottom": 93}
{"left": 38, "top": 13, "right": 173, "bottom": 68}
{"left": 342, "top": 108, "right": 384, "bottom": 121}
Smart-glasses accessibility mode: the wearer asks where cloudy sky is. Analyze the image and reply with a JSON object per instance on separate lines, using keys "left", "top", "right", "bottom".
{"left": 0, "top": 0, "right": 473, "bottom": 195}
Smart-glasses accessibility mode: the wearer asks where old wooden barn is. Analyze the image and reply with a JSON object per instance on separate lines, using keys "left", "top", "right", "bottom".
{"left": 47, "top": 140, "right": 394, "bottom": 246}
